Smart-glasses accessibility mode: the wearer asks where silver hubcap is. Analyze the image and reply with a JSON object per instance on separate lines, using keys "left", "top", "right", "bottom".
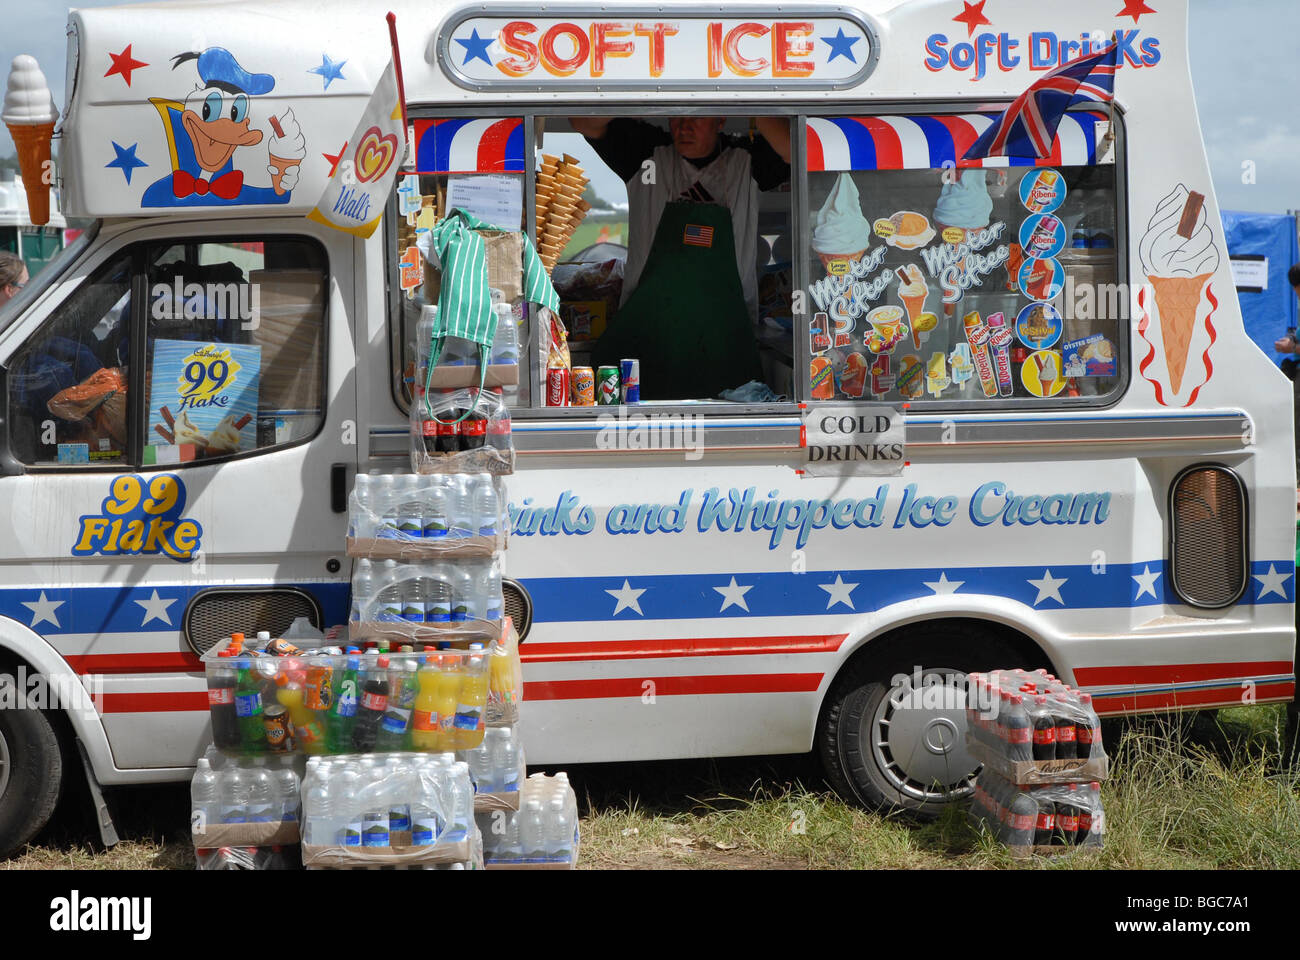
{"left": 867, "top": 667, "right": 979, "bottom": 803}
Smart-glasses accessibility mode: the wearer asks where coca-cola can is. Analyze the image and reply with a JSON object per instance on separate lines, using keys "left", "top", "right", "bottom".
{"left": 547, "top": 366, "right": 571, "bottom": 406}
{"left": 619, "top": 359, "right": 640, "bottom": 404}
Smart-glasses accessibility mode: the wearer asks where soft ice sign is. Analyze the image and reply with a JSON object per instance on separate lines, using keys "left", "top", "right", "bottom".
{"left": 439, "top": 11, "right": 876, "bottom": 89}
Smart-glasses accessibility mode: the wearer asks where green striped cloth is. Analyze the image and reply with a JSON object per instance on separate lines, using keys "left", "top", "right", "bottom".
{"left": 425, "top": 208, "right": 560, "bottom": 417}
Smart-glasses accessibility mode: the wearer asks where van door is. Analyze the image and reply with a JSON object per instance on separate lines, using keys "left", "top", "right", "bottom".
{"left": 0, "top": 219, "right": 357, "bottom": 772}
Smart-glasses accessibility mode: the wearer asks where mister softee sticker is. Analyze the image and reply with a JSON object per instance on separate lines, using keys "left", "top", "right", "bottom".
{"left": 73, "top": 473, "right": 203, "bottom": 562}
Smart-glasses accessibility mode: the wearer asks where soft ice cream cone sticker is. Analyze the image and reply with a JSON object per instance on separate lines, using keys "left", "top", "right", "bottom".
{"left": 896, "top": 265, "right": 930, "bottom": 348}
{"left": 3, "top": 55, "right": 58, "bottom": 226}
{"left": 813, "top": 173, "right": 873, "bottom": 275}
{"left": 267, "top": 110, "right": 306, "bottom": 196}
{"left": 1022, "top": 350, "right": 1064, "bottom": 398}
{"left": 1138, "top": 185, "right": 1221, "bottom": 401}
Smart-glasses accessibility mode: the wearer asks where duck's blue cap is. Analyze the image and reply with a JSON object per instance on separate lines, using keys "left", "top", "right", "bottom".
{"left": 196, "top": 47, "right": 275, "bottom": 96}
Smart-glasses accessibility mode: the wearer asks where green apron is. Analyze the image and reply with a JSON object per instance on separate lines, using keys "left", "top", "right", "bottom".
{"left": 593, "top": 201, "right": 762, "bottom": 401}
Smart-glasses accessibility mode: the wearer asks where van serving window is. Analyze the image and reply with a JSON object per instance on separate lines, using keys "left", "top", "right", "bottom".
{"left": 801, "top": 111, "right": 1122, "bottom": 406}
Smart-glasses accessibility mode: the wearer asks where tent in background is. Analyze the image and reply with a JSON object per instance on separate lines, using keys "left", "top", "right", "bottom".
{"left": 1220, "top": 210, "right": 1299, "bottom": 369}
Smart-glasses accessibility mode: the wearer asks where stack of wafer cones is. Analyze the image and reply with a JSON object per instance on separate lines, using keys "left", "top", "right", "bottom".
{"left": 535, "top": 153, "right": 591, "bottom": 273}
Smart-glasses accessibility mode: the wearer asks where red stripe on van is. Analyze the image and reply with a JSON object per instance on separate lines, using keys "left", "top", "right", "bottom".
{"left": 1090, "top": 682, "right": 1294, "bottom": 716}
{"left": 66, "top": 652, "right": 203, "bottom": 675}
{"left": 1074, "top": 661, "right": 1292, "bottom": 687}
{"left": 523, "top": 672, "right": 822, "bottom": 701}
{"left": 520, "top": 634, "right": 847, "bottom": 663}
{"left": 96, "top": 691, "right": 209, "bottom": 713}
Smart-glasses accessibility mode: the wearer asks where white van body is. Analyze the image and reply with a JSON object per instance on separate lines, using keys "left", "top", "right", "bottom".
{"left": 0, "top": 0, "right": 1290, "bottom": 845}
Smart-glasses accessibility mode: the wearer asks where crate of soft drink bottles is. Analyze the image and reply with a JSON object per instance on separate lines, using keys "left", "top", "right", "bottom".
{"left": 190, "top": 748, "right": 303, "bottom": 869}
{"left": 411, "top": 386, "right": 514, "bottom": 476}
{"left": 203, "top": 628, "right": 522, "bottom": 757}
{"left": 969, "top": 770, "right": 1104, "bottom": 856}
{"left": 300, "top": 752, "right": 481, "bottom": 869}
{"left": 477, "top": 774, "right": 579, "bottom": 870}
{"left": 347, "top": 472, "right": 507, "bottom": 561}
{"left": 965, "top": 668, "right": 1108, "bottom": 784}
{"left": 349, "top": 556, "right": 505, "bottom": 645}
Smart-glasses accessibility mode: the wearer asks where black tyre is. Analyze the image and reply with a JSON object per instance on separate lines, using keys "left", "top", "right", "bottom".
{"left": 0, "top": 671, "right": 64, "bottom": 859}
{"left": 818, "top": 622, "right": 1035, "bottom": 817}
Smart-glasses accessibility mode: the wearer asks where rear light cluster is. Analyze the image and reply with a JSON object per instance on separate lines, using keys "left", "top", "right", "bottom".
{"left": 1169, "top": 465, "right": 1247, "bottom": 609}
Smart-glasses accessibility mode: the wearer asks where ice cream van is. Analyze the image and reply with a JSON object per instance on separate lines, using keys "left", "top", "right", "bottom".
{"left": 0, "top": 0, "right": 1292, "bottom": 855}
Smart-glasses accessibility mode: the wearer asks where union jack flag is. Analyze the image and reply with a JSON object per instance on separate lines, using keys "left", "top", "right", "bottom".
{"left": 963, "top": 39, "right": 1119, "bottom": 162}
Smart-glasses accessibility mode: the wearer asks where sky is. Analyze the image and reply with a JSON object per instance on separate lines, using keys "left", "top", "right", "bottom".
{"left": 0, "top": 0, "right": 1295, "bottom": 215}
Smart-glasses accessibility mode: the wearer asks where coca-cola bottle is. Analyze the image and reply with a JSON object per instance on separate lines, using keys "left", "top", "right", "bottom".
{"left": 1081, "top": 781, "right": 1104, "bottom": 847}
{"left": 1032, "top": 785, "right": 1055, "bottom": 846}
{"left": 1003, "top": 693, "right": 1032, "bottom": 763}
{"left": 418, "top": 389, "right": 460, "bottom": 455}
{"left": 1008, "top": 789, "right": 1037, "bottom": 847}
{"left": 458, "top": 389, "right": 488, "bottom": 451}
{"left": 1031, "top": 694, "right": 1056, "bottom": 761}
{"left": 1055, "top": 784, "right": 1080, "bottom": 845}
{"left": 1052, "top": 694, "right": 1078, "bottom": 759}
{"left": 484, "top": 386, "right": 512, "bottom": 453}
{"left": 1076, "top": 692, "right": 1102, "bottom": 759}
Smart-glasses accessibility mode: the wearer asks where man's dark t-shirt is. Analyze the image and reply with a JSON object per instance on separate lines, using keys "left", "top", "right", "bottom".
{"left": 586, "top": 118, "right": 790, "bottom": 192}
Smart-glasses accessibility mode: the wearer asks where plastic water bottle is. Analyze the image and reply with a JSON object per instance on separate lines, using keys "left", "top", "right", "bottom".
{"left": 473, "top": 475, "right": 499, "bottom": 537}
{"left": 484, "top": 560, "right": 503, "bottom": 622}
{"left": 448, "top": 476, "right": 474, "bottom": 539}
{"left": 439, "top": 334, "right": 478, "bottom": 367}
{"left": 421, "top": 476, "right": 451, "bottom": 540}
{"left": 337, "top": 766, "right": 362, "bottom": 847}
{"left": 548, "top": 795, "right": 574, "bottom": 861}
{"left": 467, "top": 734, "right": 494, "bottom": 793}
{"left": 220, "top": 765, "right": 247, "bottom": 824}
{"left": 445, "top": 762, "right": 474, "bottom": 842}
{"left": 350, "top": 560, "right": 374, "bottom": 624}
{"left": 385, "top": 755, "right": 411, "bottom": 832}
{"left": 191, "top": 758, "right": 219, "bottom": 836}
{"left": 449, "top": 563, "right": 475, "bottom": 623}
{"left": 397, "top": 475, "right": 423, "bottom": 540}
{"left": 402, "top": 577, "right": 426, "bottom": 624}
{"left": 376, "top": 561, "right": 404, "bottom": 623}
{"left": 375, "top": 475, "right": 401, "bottom": 539}
{"left": 361, "top": 764, "right": 390, "bottom": 848}
{"left": 485, "top": 388, "right": 513, "bottom": 454}
{"left": 492, "top": 726, "right": 520, "bottom": 794}
{"left": 276, "top": 767, "right": 300, "bottom": 823}
{"left": 490, "top": 303, "right": 519, "bottom": 366}
{"left": 304, "top": 768, "right": 332, "bottom": 845}
{"left": 427, "top": 564, "right": 454, "bottom": 624}
{"left": 417, "top": 306, "right": 438, "bottom": 369}
{"left": 520, "top": 798, "right": 547, "bottom": 860}
{"left": 350, "top": 474, "right": 373, "bottom": 538}
{"left": 247, "top": 758, "right": 274, "bottom": 823}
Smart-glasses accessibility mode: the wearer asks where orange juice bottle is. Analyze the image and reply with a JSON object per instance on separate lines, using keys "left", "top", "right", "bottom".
{"left": 432, "top": 654, "right": 462, "bottom": 752}
{"left": 488, "top": 640, "right": 518, "bottom": 712}
{"left": 275, "top": 673, "right": 325, "bottom": 754}
{"left": 453, "top": 644, "right": 488, "bottom": 750}
{"left": 409, "top": 656, "right": 441, "bottom": 750}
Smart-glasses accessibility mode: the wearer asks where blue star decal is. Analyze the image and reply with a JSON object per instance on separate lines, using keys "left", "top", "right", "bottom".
{"left": 105, "top": 141, "right": 147, "bottom": 184}
{"left": 309, "top": 54, "right": 347, "bottom": 90}
{"left": 821, "top": 27, "right": 860, "bottom": 64}
{"left": 456, "top": 28, "right": 494, "bottom": 67}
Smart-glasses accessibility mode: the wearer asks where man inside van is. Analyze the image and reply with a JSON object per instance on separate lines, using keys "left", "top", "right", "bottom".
{"left": 569, "top": 116, "right": 791, "bottom": 400}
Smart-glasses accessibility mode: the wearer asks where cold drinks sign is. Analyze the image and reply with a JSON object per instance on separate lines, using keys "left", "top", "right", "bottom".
{"left": 802, "top": 404, "right": 905, "bottom": 477}
{"left": 438, "top": 8, "right": 877, "bottom": 90}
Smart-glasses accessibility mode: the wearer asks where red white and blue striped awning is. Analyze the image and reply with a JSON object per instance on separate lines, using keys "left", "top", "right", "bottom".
{"left": 805, "top": 112, "right": 1112, "bottom": 172}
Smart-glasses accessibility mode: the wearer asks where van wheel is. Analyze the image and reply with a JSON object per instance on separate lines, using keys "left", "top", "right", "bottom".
{"left": 0, "top": 672, "right": 64, "bottom": 859}
{"left": 818, "top": 625, "right": 1029, "bottom": 818}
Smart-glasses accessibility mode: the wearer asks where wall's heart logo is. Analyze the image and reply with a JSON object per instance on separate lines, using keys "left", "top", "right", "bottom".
{"left": 354, "top": 126, "right": 398, "bottom": 183}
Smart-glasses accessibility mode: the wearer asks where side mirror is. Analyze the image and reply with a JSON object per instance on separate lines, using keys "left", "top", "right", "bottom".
{"left": 0, "top": 366, "right": 26, "bottom": 477}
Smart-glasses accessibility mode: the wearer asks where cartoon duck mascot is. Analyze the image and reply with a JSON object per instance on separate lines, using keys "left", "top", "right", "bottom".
{"left": 141, "top": 47, "right": 305, "bottom": 207}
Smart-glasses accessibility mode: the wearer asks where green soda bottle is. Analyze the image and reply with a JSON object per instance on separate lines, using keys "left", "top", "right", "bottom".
{"left": 234, "top": 659, "right": 267, "bottom": 753}
{"left": 326, "top": 655, "right": 361, "bottom": 753}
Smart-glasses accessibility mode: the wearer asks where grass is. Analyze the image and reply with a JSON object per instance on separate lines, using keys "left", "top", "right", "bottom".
{"left": 6, "top": 705, "right": 1300, "bottom": 869}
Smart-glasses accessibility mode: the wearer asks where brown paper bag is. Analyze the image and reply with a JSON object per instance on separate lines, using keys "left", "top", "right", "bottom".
{"left": 479, "top": 229, "right": 523, "bottom": 301}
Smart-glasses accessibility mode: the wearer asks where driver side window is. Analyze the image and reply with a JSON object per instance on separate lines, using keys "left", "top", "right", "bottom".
{"left": 7, "top": 252, "right": 131, "bottom": 466}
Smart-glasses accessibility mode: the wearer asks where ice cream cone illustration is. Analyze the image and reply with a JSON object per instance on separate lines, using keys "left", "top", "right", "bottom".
{"left": 896, "top": 265, "right": 929, "bottom": 347}
{"left": 813, "top": 173, "right": 873, "bottom": 275}
{"left": 267, "top": 110, "right": 306, "bottom": 196}
{"left": 3, "top": 55, "right": 58, "bottom": 226}
{"left": 1139, "top": 185, "right": 1221, "bottom": 397}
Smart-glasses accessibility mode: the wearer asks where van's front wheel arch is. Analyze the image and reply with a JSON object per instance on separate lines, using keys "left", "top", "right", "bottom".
{"left": 0, "top": 669, "right": 64, "bottom": 859}
{"left": 817, "top": 620, "right": 1047, "bottom": 818}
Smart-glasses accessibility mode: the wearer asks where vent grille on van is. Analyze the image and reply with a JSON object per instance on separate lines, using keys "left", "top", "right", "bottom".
{"left": 1169, "top": 465, "right": 1248, "bottom": 609}
{"left": 502, "top": 578, "right": 533, "bottom": 641}
{"left": 184, "top": 588, "right": 323, "bottom": 657}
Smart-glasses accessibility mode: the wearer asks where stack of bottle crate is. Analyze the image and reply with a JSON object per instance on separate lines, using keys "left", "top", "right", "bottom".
{"left": 965, "top": 668, "right": 1108, "bottom": 855}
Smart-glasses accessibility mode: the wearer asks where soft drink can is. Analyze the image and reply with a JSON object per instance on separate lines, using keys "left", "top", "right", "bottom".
{"left": 546, "top": 366, "right": 571, "bottom": 407}
{"left": 304, "top": 663, "right": 334, "bottom": 711}
{"left": 619, "top": 359, "right": 640, "bottom": 404}
{"left": 572, "top": 367, "right": 596, "bottom": 406}
{"left": 597, "top": 366, "right": 620, "bottom": 405}
{"left": 263, "top": 705, "right": 293, "bottom": 752}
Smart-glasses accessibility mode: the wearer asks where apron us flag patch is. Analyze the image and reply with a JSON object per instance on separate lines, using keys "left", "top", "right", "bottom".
{"left": 683, "top": 224, "right": 714, "bottom": 247}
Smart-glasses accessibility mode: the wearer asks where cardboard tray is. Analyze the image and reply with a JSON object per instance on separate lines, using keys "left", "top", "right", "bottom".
{"left": 301, "top": 836, "right": 472, "bottom": 869}
{"left": 192, "top": 819, "right": 301, "bottom": 848}
{"left": 425, "top": 364, "right": 520, "bottom": 388}
{"left": 968, "top": 740, "right": 1109, "bottom": 785}
{"left": 484, "top": 840, "right": 579, "bottom": 871}
{"left": 346, "top": 535, "right": 502, "bottom": 561}
{"left": 349, "top": 618, "right": 502, "bottom": 645}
